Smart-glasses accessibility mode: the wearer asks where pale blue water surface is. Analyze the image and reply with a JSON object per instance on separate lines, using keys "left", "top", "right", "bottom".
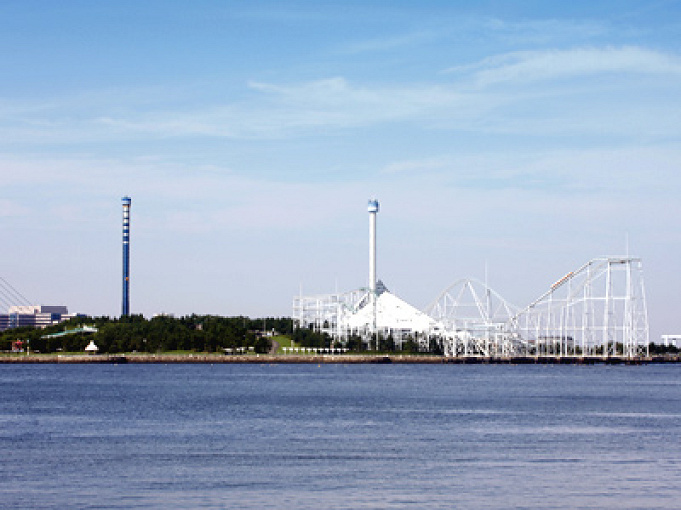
{"left": 1, "top": 363, "right": 680, "bottom": 509}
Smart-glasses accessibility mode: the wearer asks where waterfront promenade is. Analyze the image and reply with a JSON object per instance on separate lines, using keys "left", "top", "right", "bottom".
{"left": 1, "top": 353, "right": 678, "bottom": 364}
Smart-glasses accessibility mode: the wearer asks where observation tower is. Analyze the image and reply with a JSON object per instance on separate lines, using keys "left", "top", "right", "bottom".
{"left": 122, "top": 196, "right": 131, "bottom": 316}
{"left": 368, "top": 199, "right": 379, "bottom": 341}
{"left": 368, "top": 199, "right": 379, "bottom": 296}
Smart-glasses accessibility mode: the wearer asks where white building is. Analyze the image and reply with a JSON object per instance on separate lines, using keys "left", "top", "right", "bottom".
{"left": 3, "top": 305, "right": 80, "bottom": 330}
{"left": 339, "top": 286, "right": 443, "bottom": 348}
{"left": 294, "top": 281, "right": 444, "bottom": 351}
{"left": 661, "top": 335, "right": 681, "bottom": 348}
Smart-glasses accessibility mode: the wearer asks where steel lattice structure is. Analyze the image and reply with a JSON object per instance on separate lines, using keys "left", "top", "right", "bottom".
{"left": 293, "top": 257, "right": 650, "bottom": 358}
{"left": 508, "top": 257, "right": 649, "bottom": 357}
{"left": 293, "top": 288, "right": 368, "bottom": 339}
{"left": 424, "top": 278, "right": 519, "bottom": 356}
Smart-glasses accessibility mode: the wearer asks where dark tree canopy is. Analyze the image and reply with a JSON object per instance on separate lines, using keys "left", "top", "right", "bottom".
{"left": 0, "top": 315, "right": 292, "bottom": 354}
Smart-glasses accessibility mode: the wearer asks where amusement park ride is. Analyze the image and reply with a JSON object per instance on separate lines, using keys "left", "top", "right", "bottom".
{"left": 294, "top": 200, "right": 649, "bottom": 358}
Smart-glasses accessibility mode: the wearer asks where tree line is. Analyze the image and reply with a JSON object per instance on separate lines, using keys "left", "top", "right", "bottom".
{"left": 0, "top": 315, "right": 293, "bottom": 354}
{"left": 1, "top": 314, "right": 449, "bottom": 355}
{"left": 14, "top": 316, "right": 673, "bottom": 356}
{"left": 292, "top": 327, "right": 445, "bottom": 354}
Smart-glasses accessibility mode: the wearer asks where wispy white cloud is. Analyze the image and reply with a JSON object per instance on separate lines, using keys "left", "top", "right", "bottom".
{"left": 0, "top": 78, "right": 474, "bottom": 142}
{"left": 445, "top": 46, "right": 681, "bottom": 85}
{"left": 338, "top": 17, "right": 611, "bottom": 56}
{"left": 0, "top": 153, "right": 364, "bottom": 234}
{"left": 480, "top": 18, "right": 611, "bottom": 45}
{"left": 379, "top": 145, "right": 681, "bottom": 197}
{"left": 1, "top": 47, "right": 680, "bottom": 146}
{"left": 243, "top": 77, "right": 469, "bottom": 129}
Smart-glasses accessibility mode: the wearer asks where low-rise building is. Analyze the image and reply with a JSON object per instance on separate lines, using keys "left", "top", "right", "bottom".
{"left": 661, "top": 335, "right": 681, "bottom": 348}
{"left": 1, "top": 305, "right": 82, "bottom": 331}
{"left": 0, "top": 314, "right": 9, "bottom": 332}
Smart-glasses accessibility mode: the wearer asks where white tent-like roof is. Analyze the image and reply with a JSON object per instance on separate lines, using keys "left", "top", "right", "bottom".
{"left": 340, "top": 290, "right": 439, "bottom": 334}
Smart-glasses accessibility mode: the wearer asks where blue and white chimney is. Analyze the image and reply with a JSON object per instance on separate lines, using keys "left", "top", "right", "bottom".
{"left": 122, "top": 196, "right": 131, "bottom": 316}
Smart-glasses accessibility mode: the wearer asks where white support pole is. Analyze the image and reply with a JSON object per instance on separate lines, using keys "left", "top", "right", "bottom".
{"left": 368, "top": 199, "right": 379, "bottom": 295}
{"left": 603, "top": 261, "right": 612, "bottom": 357}
{"left": 368, "top": 199, "right": 379, "bottom": 345}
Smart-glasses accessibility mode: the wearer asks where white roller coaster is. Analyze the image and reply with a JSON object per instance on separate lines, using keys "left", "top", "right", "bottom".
{"left": 509, "top": 257, "right": 649, "bottom": 357}
{"left": 293, "top": 200, "right": 650, "bottom": 357}
{"left": 294, "top": 256, "right": 649, "bottom": 357}
{"left": 423, "top": 256, "right": 649, "bottom": 357}
{"left": 424, "top": 278, "right": 519, "bottom": 357}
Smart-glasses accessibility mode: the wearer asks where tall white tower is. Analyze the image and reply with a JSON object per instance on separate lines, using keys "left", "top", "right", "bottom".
{"left": 368, "top": 199, "right": 379, "bottom": 295}
{"left": 368, "top": 199, "right": 379, "bottom": 345}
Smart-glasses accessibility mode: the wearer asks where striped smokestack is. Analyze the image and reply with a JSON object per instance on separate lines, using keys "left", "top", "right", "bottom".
{"left": 122, "top": 196, "right": 131, "bottom": 316}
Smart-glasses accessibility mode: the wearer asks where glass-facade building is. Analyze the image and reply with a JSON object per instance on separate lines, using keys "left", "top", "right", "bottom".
{"left": 0, "top": 305, "right": 80, "bottom": 332}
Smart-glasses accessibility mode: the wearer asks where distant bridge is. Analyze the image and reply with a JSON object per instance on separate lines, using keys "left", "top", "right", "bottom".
{"left": 0, "top": 277, "right": 32, "bottom": 311}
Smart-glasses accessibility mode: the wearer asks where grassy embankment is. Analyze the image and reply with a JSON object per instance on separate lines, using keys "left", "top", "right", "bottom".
{"left": 0, "top": 335, "right": 295, "bottom": 357}
{"left": 1, "top": 336, "right": 439, "bottom": 357}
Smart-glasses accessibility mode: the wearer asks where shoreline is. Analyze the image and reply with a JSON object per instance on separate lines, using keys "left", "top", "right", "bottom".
{"left": 1, "top": 354, "right": 679, "bottom": 364}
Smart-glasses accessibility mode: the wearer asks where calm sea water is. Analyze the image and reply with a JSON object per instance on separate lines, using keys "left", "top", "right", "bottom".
{"left": 1, "top": 363, "right": 680, "bottom": 509}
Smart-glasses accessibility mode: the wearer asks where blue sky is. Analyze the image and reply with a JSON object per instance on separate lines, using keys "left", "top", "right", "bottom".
{"left": 2, "top": 1, "right": 681, "bottom": 339}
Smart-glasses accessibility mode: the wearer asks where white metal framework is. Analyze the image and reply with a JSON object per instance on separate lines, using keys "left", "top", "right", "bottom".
{"left": 293, "top": 288, "right": 368, "bottom": 339}
{"left": 508, "top": 257, "right": 649, "bottom": 357}
{"left": 425, "top": 278, "right": 519, "bottom": 357}
{"left": 293, "top": 285, "right": 440, "bottom": 350}
{"left": 293, "top": 257, "right": 650, "bottom": 358}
